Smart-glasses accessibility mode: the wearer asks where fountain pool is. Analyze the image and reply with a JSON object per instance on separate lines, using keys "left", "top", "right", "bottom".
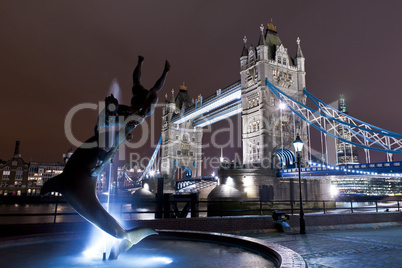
{"left": 0, "top": 229, "right": 306, "bottom": 267}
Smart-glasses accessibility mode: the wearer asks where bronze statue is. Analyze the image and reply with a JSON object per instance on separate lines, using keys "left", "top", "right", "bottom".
{"left": 41, "top": 56, "right": 170, "bottom": 259}
{"left": 93, "top": 55, "right": 169, "bottom": 174}
{"left": 96, "top": 56, "right": 170, "bottom": 135}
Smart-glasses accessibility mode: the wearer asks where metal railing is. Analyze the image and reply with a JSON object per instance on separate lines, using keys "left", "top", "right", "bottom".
{"left": 0, "top": 199, "right": 400, "bottom": 224}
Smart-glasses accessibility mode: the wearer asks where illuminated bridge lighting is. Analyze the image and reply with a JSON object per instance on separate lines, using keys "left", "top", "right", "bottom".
{"left": 299, "top": 161, "right": 401, "bottom": 178}
{"left": 172, "top": 82, "right": 241, "bottom": 125}
{"left": 194, "top": 104, "right": 242, "bottom": 127}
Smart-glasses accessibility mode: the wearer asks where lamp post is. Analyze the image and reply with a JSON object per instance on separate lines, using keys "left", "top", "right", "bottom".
{"left": 293, "top": 135, "right": 306, "bottom": 234}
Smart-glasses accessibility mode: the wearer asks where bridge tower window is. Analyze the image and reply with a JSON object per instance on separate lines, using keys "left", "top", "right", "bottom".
{"left": 270, "top": 97, "right": 275, "bottom": 106}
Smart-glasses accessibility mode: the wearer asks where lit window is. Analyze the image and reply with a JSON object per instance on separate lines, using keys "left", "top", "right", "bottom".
{"left": 2, "top": 167, "right": 10, "bottom": 180}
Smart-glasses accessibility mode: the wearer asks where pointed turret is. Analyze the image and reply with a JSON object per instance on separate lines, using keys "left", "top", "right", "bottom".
{"left": 240, "top": 36, "right": 248, "bottom": 70}
{"left": 258, "top": 24, "right": 266, "bottom": 46}
{"left": 170, "top": 88, "right": 175, "bottom": 103}
{"left": 162, "top": 93, "right": 168, "bottom": 115}
{"left": 241, "top": 36, "right": 248, "bottom": 57}
{"left": 295, "top": 37, "right": 305, "bottom": 72}
{"left": 165, "top": 88, "right": 176, "bottom": 114}
{"left": 257, "top": 24, "right": 268, "bottom": 61}
{"left": 296, "top": 37, "right": 304, "bottom": 58}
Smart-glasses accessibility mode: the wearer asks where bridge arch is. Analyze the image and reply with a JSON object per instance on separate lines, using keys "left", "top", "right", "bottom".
{"left": 174, "top": 166, "right": 193, "bottom": 180}
{"left": 273, "top": 148, "right": 296, "bottom": 169}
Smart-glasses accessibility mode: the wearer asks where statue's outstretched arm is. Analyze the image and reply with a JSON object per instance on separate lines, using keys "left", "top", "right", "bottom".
{"left": 132, "top": 56, "right": 144, "bottom": 88}
{"left": 150, "top": 60, "right": 170, "bottom": 93}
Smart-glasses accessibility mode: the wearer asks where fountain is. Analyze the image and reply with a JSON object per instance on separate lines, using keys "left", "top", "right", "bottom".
{"left": 11, "top": 56, "right": 308, "bottom": 267}
{"left": 40, "top": 56, "right": 170, "bottom": 259}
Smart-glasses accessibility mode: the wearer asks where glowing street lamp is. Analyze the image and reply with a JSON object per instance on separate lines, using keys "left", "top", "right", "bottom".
{"left": 293, "top": 135, "right": 306, "bottom": 234}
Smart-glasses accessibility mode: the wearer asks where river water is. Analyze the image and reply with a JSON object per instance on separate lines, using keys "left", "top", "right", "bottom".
{"left": 0, "top": 202, "right": 157, "bottom": 224}
{"left": 0, "top": 201, "right": 396, "bottom": 225}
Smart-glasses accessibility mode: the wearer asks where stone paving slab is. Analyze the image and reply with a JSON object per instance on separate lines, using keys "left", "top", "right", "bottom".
{"left": 250, "top": 224, "right": 402, "bottom": 268}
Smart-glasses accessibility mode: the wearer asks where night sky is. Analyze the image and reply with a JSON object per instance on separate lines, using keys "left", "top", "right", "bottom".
{"left": 1, "top": 1, "right": 402, "bottom": 170}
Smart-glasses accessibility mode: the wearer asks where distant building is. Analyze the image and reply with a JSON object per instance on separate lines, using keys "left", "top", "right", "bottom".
{"left": 0, "top": 141, "right": 29, "bottom": 196}
{"left": 336, "top": 95, "right": 359, "bottom": 164}
{"left": 0, "top": 141, "right": 74, "bottom": 196}
{"left": 27, "top": 162, "right": 64, "bottom": 196}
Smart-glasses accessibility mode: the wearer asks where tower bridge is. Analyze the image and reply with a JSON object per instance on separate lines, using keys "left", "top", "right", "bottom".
{"left": 134, "top": 20, "right": 402, "bottom": 200}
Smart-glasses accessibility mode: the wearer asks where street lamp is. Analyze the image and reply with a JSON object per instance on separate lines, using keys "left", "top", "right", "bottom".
{"left": 293, "top": 135, "right": 306, "bottom": 234}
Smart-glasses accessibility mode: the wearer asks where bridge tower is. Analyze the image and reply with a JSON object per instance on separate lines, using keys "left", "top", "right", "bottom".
{"left": 240, "top": 20, "right": 308, "bottom": 168}
{"left": 160, "top": 83, "right": 203, "bottom": 179}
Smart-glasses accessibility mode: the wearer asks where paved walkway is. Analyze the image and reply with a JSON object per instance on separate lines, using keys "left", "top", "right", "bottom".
{"left": 250, "top": 223, "right": 402, "bottom": 268}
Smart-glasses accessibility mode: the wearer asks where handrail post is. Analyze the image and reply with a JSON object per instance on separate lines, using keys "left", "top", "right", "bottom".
{"left": 398, "top": 201, "right": 400, "bottom": 212}
{"left": 259, "top": 199, "right": 263, "bottom": 215}
{"left": 53, "top": 202, "right": 58, "bottom": 223}
{"left": 375, "top": 201, "right": 378, "bottom": 212}
{"left": 323, "top": 200, "right": 326, "bottom": 214}
{"left": 291, "top": 200, "right": 294, "bottom": 215}
{"left": 350, "top": 201, "right": 353, "bottom": 213}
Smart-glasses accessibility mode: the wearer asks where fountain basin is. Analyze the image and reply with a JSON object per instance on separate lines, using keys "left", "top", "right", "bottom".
{"left": 0, "top": 230, "right": 306, "bottom": 267}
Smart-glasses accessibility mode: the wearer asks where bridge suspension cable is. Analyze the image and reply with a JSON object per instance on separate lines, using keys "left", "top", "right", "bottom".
{"left": 266, "top": 78, "right": 402, "bottom": 157}
{"left": 136, "top": 135, "right": 162, "bottom": 182}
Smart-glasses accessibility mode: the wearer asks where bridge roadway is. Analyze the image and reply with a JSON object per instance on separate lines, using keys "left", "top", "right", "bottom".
{"left": 278, "top": 161, "right": 402, "bottom": 178}
{"left": 171, "top": 80, "right": 241, "bottom": 127}
{"left": 176, "top": 176, "right": 218, "bottom": 192}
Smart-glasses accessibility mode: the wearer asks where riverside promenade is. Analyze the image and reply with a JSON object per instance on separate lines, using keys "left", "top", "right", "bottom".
{"left": 1, "top": 209, "right": 401, "bottom": 267}
{"left": 252, "top": 223, "right": 402, "bottom": 268}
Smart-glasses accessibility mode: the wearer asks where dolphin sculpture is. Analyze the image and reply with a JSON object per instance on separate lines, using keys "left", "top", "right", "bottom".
{"left": 40, "top": 129, "right": 157, "bottom": 259}
{"left": 41, "top": 56, "right": 170, "bottom": 259}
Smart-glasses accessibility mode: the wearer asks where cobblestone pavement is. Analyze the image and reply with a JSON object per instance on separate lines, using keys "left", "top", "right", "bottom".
{"left": 251, "top": 224, "right": 402, "bottom": 268}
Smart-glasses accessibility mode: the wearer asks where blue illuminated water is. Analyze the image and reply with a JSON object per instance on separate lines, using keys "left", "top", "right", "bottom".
{"left": 0, "top": 235, "right": 275, "bottom": 268}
